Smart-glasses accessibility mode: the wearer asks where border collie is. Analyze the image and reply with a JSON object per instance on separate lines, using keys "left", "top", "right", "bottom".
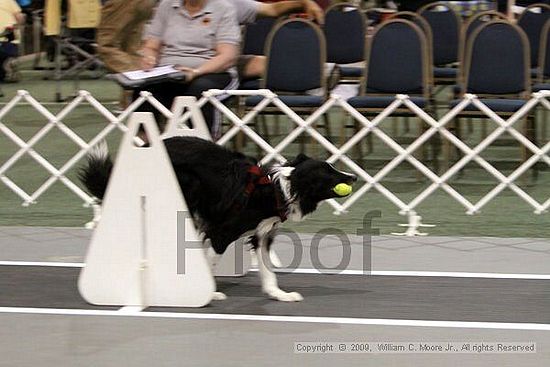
{"left": 80, "top": 136, "right": 356, "bottom": 302}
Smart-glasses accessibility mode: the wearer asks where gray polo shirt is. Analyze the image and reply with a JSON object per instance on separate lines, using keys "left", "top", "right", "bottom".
{"left": 232, "top": 0, "right": 261, "bottom": 25}
{"left": 146, "top": 0, "right": 240, "bottom": 69}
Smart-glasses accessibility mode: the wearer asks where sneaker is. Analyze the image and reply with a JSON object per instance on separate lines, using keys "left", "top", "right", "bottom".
{"left": 3, "top": 57, "right": 19, "bottom": 82}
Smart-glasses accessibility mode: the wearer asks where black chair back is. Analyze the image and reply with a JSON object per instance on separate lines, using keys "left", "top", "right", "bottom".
{"left": 463, "top": 10, "right": 506, "bottom": 41}
{"left": 364, "top": 19, "right": 430, "bottom": 96}
{"left": 324, "top": 3, "right": 365, "bottom": 64}
{"left": 518, "top": 3, "right": 550, "bottom": 68}
{"left": 458, "top": 10, "right": 506, "bottom": 81}
{"left": 418, "top": 2, "right": 461, "bottom": 66}
{"left": 263, "top": 19, "right": 326, "bottom": 93}
{"left": 538, "top": 19, "right": 550, "bottom": 80}
{"left": 464, "top": 20, "right": 530, "bottom": 95}
{"left": 242, "top": 17, "right": 277, "bottom": 56}
{"left": 392, "top": 11, "right": 434, "bottom": 67}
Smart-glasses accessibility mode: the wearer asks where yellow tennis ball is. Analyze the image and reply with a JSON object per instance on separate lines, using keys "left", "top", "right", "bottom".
{"left": 333, "top": 183, "right": 352, "bottom": 196}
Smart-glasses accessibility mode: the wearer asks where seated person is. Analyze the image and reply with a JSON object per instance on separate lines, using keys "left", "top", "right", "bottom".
{"left": 99, "top": 0, "right": 323, "bottom": 126}
{"left": 97, "top": 0, "right": 157, "bottom": 73}
{"left": 97, "top": 0, "right": 157, "bottom": 109}
{"left": 138, "top": 0, "right": 240, "bottom": 138}
{"left": 0, "top": 0, "right": 25, "bottom": 82}
{"left": 98, "top": 0, "right": 323, "bottom": 76}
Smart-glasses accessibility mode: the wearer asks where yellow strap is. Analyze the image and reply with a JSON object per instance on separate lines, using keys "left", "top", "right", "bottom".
{"left": 44, "top": 0, "right": 101, "bottom": 35}
{"left": 44, "top": 0, "right": 61, "bottom": 36}
{"left": 67, "top": 0, "right": 102, "bottom": 29}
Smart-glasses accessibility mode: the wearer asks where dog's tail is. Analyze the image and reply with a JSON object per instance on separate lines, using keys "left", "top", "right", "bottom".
{"left": 78, "top": 140, "right": 113, "bottom": 201}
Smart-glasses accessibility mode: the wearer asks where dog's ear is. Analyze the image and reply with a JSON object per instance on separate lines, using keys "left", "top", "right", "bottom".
{"left": 289, "top": 153, "right": 311, "bottom": 167}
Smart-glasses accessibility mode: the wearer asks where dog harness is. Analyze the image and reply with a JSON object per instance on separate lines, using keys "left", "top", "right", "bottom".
{"left": 244, "top": 165, "right": 271, "bottom": 194}
{"left": 242, "top": 165, "right": 288, "bottom": 221}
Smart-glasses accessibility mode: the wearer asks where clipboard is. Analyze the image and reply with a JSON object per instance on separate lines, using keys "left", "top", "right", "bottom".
{"left": 108, "top": 66, "right": 188, "bottom": 89}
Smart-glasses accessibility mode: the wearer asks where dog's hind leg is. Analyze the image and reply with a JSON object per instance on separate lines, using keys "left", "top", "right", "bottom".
{"left": 255, "top": 219, "right": 303, "bottom": 302}
{"left": 204, "top": 243, "right": 227, "bottom": 301}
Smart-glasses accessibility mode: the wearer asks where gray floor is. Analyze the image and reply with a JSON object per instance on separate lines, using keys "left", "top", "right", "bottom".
{"left": 2, "top": 314, "right": 550, "bottom": 367}
{"left": 2, "top": 226, "right": 550, "bottom": 274}
{"left": 1, "top": 226, "right": 550, "bottom": 366}
{"left": 2, "top": 265, "right": 550, "bottom": 323}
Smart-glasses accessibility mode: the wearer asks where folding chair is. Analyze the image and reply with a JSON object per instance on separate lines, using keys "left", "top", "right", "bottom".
{"left": 391, "top": 11, "right": 432, "bottom": 40}
{"left": 323, "top": 2, "right": 366, "bottom": 83}
{"left": 347, "top": 19, "right": 436, "bottom": 166}
{"left": 242, "top": 17, "right": 277, "bottom": 56}
{"left": 458, "top": 10, "right": 507, "bottom": 72}
{"left": 517, "top": 3, "right": 550, "bottom": 78}
{"left": 390, "top": 11, "right": 434, "bottom": 95}
{"left": 534, "top": 19, "right": 550, "bottom": 90}
{"left": 389, "top": 11, "right": 433, "bottom": 136}
{"left": 418, "top": 2, "right": 461, "bottom": 87}
{"left": 231, "top": 17, "right": 279, "bottom": 149}
{"left": 533, "top": 19, "right": 550, "bottom": 143}
{"left": 239, "top": 17, "right": 277, "bottom": 90}
{"left": 448, "top": 20, "right": 534, "bottom": 174}
{"left": 243, "top": 18, "right": 328, "bottom": 154}
{"left": 348, "top": 19, "right": 432, "bottom": 109}
{"left": 31, "top": 8, "right": 48, "bottom": 70}
{"left": 456, "top": 10, "right": 507, "bottom": 135}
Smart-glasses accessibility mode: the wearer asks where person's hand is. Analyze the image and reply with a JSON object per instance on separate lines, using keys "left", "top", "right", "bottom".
{"left": 175, "top": 66, "right": 199, "bottom": 81}
{"left": 140, "top": 51, "right": 157, "bottom": 70}
{"left": 303, "top": 0, "right": 324, "bottom": 25}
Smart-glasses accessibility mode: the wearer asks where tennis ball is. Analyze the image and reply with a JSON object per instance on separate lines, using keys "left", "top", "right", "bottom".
{"left": 333, "top": 183, "right": 352, "bottom": 196}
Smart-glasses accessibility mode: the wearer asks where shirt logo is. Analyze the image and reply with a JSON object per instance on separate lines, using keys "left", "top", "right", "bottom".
{"left": 202, "top": 17, "right": 211, "bottom": 25}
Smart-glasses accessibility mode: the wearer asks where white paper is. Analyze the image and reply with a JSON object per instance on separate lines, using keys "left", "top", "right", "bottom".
{"left": 122, "top": 65, "right": 180, "bottom": 81}
{"left": 331, "top": 84, "right": 359, "bottom": 101}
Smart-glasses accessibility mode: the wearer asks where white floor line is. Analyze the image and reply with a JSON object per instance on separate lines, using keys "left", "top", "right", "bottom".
{"left": 0, "top": 261, "right": 84, "bottom": 268}
{"left": 118, "top": 305, "right": 145, "bottom": 313}
{"left": 1, "top": 306, "right": 550, "bottom": 331}
{"left": 2, "top": 260, "right": 550, "bottom": 279}
{"left": 369, "top": 270, "right": 550, "bottom": 280}
{"left": 251, "top": 268, "right": 550, "bottom": 280}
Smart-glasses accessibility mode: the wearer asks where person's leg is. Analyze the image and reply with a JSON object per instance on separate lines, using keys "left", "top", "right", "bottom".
{"left": 185, "top": 72, "right": 232, "bottom": 135}
{"left": 0, "top": 42, "right": 18, "bottom": 82}
{"left": 130, "top": 82, "right": 183, "bottom": 143}
{"left": 0, "top": 45, "right": 9, "bottom": 82}
{"left": 131, "top": 74, "right": 233, "bottom": 136}
{"left": 133, "top": 81, "right": 183, "bottom": 129}
{"left": 147, "top": 81, "right": 183, "bottom": 112}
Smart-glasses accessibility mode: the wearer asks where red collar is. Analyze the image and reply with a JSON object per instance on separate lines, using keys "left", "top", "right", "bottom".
{"left": 244, "top": 165, "right": 271, "bottom": 195}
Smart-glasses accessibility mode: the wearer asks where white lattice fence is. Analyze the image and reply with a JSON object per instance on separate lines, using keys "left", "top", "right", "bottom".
{"left": 0, "top": 89, "right": 548, "bottom": 231}
{"left": 204, "top": 89, "right": 550, "bottom": 217}
{"left": 0, "top": 90, "right": 172, "bottom": 207}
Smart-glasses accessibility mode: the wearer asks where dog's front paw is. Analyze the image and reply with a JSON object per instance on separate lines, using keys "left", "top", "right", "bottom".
{"left": 265, "top": 288, "right": 303, "bottom": 302}
{"left": 212, "top": 291, "right": 227, "bottom": 301}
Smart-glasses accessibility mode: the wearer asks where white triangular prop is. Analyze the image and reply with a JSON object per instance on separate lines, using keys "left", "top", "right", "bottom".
{"left": 162, "top": 96, "right": 212, "bottom": 140}
{"left": 79, "top": 112, "right": 214, "bottom": 307}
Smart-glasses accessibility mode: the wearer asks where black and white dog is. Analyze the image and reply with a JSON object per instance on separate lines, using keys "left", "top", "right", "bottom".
{"left": 80, "top": 136, "right": 356, "bottom": 302}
